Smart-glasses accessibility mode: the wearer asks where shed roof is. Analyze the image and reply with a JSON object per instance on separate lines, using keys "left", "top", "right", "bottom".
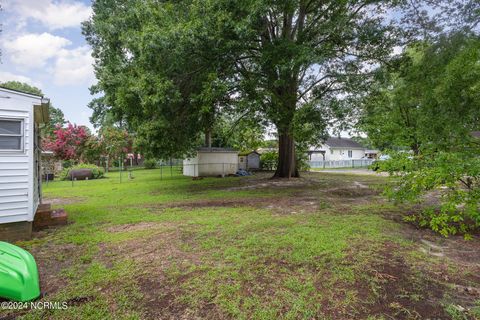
{"left": 324, "top": 137, "right": 364, "bottom": 149}
{"left": 238, "top": 150, "right": 260, "bottom": 156}
{"left": 197, "top": 147, "right": 238, "bottom": 153}
{"left": 472, "top": 131, "right": 480, "bottom": 138}
{"left": 0, "top": 86, "right": 43, "bottom": 99}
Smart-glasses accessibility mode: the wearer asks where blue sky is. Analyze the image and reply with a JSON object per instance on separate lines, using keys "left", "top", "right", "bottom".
{"left": 1, "top": 0, "right": 95, "bottom": 129}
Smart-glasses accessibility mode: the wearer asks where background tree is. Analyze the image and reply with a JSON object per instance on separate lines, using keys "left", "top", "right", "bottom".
{"left": 0, "top": 81, "right": 66, "bottom": 136}
{"left": 212, "top": 114, "right": 267, "bottom": 152}
{"left": 84, "top": 0, "right": 399, "bottom": 178}
{"left": 359, "top": 33, "right": 480, "bottom": 236}
{"left": 83, "top": 1, "right": 231, "bottom": 161}
{"left": 98, "top": 127, "right": 132, "bottom": 165}
{"left": 359, "top": 33, "right": 480, "bottom": 152}
{"left": 43, "top": 123, "right": 91, "bottom": 161}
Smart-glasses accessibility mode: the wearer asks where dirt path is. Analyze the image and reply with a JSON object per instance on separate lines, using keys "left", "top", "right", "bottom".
{"left": 312, "top": 168, "right": 389, "bottom": 176}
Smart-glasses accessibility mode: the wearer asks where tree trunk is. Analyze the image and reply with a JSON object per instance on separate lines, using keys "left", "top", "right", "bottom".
{"left": 274, "top": 132, "right": 299, "bottom": 178}
{"left": 205, "top": 129, "right": 212, "bottom": 148}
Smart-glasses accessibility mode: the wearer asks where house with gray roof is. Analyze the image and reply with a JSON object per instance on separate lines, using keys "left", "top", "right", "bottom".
{"left": 308, "top": 137, "right": 367, "bottom": 161}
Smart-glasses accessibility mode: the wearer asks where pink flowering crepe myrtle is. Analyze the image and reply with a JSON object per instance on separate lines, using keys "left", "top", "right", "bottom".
{"left": 43, "top": 123, "right": 90, "bottom": 161}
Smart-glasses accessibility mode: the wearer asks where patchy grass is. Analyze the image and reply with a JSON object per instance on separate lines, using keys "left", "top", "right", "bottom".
{"left": 3, "top": 169, "right": 479, "bottom": 319}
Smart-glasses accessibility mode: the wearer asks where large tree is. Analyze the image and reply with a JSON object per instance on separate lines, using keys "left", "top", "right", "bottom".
{"left": 84, "top": 0, "right": 398, "bottom": 177}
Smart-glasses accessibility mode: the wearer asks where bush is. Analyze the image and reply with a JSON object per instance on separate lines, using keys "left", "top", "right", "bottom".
{"left": 260, "top": 151, "right": 278, "bottom": 170}
{"left": 144, "top": 159, "right": 157, "bottom": 169}
{"left": 62, "top": 160, "right": 74, "bottom": 169}
{"left": 296, "top": 153, "right": 310, "bottom": 172}
{"left": 381, "top": 151, "right": 480, "bottom": 238}
{"left": 59, "top": 164, "right": 104, "bottom": 180}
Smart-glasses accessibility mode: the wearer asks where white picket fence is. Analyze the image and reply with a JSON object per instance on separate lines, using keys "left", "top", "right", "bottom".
{"left": 309, "top": 159, "right": 374, "bottom": 169}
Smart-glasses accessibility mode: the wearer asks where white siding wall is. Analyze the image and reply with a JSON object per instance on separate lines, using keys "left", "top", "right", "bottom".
{"left": 183, "top": 156, "right": 199, "bottom": 176}
{"left": 184, "top": 151, "right": 238, "bottom": 177}
{"left": 246, "top": 153, "right": 260, "bottom": 169}
{"left": 324, "top": 148, "right": 365, "bottom": 161}
{"left": 309, "top": 152, "right": 325, "bottom": 162}
{"left": 0, "top": 90, "right": 41, "bottom": 224}
{"left": 238, "top": 156, "right": 247, "bottom": 170}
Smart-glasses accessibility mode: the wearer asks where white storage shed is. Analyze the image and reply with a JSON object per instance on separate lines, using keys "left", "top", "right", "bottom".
{"left": 0, "top": 87, "right": 49, "bottom": 236}
{"left": 238, "top": 151, "right": 260, "bottom": 170}
{"left": 183, "top": 147, "right": 239, "bottom": 177}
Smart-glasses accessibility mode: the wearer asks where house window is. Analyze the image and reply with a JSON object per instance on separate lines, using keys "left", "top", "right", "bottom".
{"left": 348, "top": 150, "right": 353, "bottom": 158}
{"left": 330, "top": 149, "right": 334, "bottom": 155}
{"left": 0, "top": 119, "right": 23, "bottom": 151}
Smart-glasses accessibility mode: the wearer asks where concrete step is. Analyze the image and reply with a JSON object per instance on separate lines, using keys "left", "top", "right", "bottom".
{"left": 33, "top": 204, "right": 67, "bottom": 230}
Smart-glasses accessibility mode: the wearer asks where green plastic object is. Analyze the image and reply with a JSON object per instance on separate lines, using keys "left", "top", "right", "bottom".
{"left": 0, "top": 241, "right": 40, "bottom": 301}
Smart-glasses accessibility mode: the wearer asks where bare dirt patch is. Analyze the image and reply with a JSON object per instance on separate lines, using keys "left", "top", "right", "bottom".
{"left": 326, "top": 187, "right": 379, "bottom": 198}
{"left": 358, "top": 242, "right": 450, "bottom": 319}
{"left": 105, "top": 222, "right": 161, "bottom": 233}
{"left": 225, "top": 177, "right": 318, "bottom": 191}
{"left": 30, "top": 243, "right": 84, "bottom": 297}
{"left": 147, "top": 173, "right": 384, "bottom": 215}
{"left": 43, "top": 196, "right": 86, "bottom": 206}
{"left": 145, "top": 196, "right": 323, "bottom": 215}
{"left": 385, "top": 209, "right": 480, "bottom": 267}
{"left": 98, "top": 225, "right": 206, "bottom": 319}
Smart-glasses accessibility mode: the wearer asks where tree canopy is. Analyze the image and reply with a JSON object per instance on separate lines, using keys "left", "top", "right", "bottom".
{"left": 359, "top": 33, "right": 480, "bottom": 153}
{"left": 359, "top": 32, "right": 480, "bottom": 237}
{"left": 84, "top": 0, "right": 399, "bottom": 177}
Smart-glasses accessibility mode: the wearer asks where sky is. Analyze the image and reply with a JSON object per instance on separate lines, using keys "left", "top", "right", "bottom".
{"left": 0, "top": 0, "right": 95, "bottom": 130}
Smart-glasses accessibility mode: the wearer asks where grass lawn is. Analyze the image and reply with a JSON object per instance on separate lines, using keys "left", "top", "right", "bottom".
{"left": 4, "top": 169, "right": 480, "bottom": 319}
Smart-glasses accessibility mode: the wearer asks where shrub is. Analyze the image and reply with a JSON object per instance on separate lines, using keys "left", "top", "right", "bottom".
{"left": 296, "top": 153, "right": 310, "bottom": 172}
{"left": 144, "top": 159, "right": 157, "bottom": 169}
{"left": 60, "top": 164, "right": 104, "bottom": 180}
{"left": 381, "top": 151, "right": 480, "bottom": 238}
{"left": 62, "top": 160, "right": 74, "bottom": 169}
{"left": 260, "top": 151, "right": 278, "bottom": 170}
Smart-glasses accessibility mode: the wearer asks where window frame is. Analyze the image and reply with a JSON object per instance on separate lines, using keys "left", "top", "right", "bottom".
{"left": 0, "top": 118, "right": 25, "bottom": 152}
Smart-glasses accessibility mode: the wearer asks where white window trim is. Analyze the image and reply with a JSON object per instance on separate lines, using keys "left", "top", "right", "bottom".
{"left": 0, "top": 118, "right": 25, "bottom": 153}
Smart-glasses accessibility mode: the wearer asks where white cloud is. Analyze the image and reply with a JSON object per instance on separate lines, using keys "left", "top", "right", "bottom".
{"left": 5, "top": 0, "right": 92, "bottom": 30}
{"left": 0, "top": 71, "right": 41, "bottom": 87}
{"left": 53, "top": 46, "right": 95, "bottom": 86}
{"left": 4, "top": 32, "right": 95, "bottom": 86}
{"left": 4, "top": 32, "right": 72, "bottom": 68}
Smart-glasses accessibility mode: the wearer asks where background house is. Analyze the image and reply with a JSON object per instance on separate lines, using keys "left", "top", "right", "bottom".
{"left": 364, "top": 149, "right": 379, "bottom": 159}
{"left": 0, "top": 87, "right": 49, "bottom": 240}
{"left": 238, "top": 151, "right": 260, "bottom": 170}
{"left": 308, "top": 137, "right": 366, "bottom": 161}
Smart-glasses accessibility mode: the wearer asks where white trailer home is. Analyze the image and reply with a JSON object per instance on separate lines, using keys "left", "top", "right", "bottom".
{"left": 0, "top": 87, "right": 49, "bottom": 241}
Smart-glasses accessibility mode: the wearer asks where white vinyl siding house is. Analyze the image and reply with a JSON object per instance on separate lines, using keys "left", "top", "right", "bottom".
{"left": 309, "top": 137, "right": 366, "bottom": 161}
{"left": 0, "top": 87, "right": 49, "bottom": 225}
